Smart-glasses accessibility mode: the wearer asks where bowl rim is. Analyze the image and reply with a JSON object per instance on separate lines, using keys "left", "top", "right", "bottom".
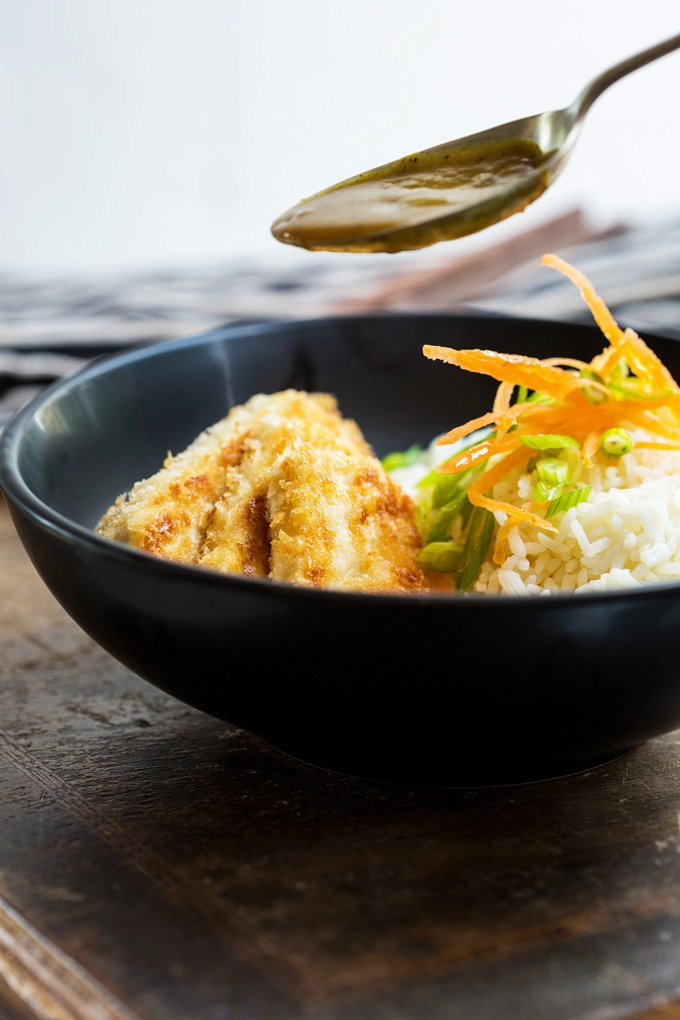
{"left": 2, "top": 311, "right": 680, "bottom": 608}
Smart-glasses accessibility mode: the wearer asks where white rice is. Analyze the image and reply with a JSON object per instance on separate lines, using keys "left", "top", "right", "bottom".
{"left": 389, "top": 431, "right": 680, "bottom": 596}
{"left": 476, "top": 442, "right": 680, "bottom": 596}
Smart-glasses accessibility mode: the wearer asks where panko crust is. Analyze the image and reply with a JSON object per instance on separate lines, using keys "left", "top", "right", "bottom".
{"left": 96, "top": 389, "right": 427, "bottom": 593}
{"left": 96, "top": 400, "right": 261, "bottom": 563}
{"left": 267, "top": 442, "right": 428, "bottom": 593}
{"left": 197, "top": 390, "right": 371, "bottom": 575}
{"left": 96, "top": 390, "right": 365, "bottom": 564}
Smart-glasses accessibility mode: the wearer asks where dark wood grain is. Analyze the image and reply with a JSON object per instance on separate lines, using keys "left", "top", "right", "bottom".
{"left": 4, "top": 494, "right": 680, "bottom": 1020}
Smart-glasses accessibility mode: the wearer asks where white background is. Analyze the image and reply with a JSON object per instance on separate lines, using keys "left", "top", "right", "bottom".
{"left": 1, "top": 0, "right": 679, "bottom": 273}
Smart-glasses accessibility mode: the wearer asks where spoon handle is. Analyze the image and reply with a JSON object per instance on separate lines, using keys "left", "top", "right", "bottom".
{"left": 574, "top": 32, "right": 680, "bottom": 121}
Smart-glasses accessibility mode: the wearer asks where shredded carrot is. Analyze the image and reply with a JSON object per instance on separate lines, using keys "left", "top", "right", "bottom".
{"left": 541, "top": 253, "right": 679, "bottom": 393}
{"left": 541, "top": 357, "right": 592, "bottom": 371}
{"left": 590, "top": 344, "right": 625, "bottom": 380}
{"left": 436, "top": 398, "right": 560, "bottom": 447}
{"left": 581, "top": 431, "right": 601, "bottom": 469}
{"left": 466, "top": 447, "right": 558, "bottom": 533}
{"left": 634, "top": 441, "right": 680, "bottom": 451}
{"left": 539, "top": 253, "right": 624, "bottom": 344}
{"left": 438, "top": 397, "right": 674, "bottom": 478}
{"left": 493, "top": 381, "right": 515, "bottom": 416}
{"left": 423, "top": 346, "right": 590, "bottom": 402}
{"left": 436, "top": 433, "right": 520, "bottom": 475}
{"left": 620, "top": 328, "right": 679, "bottom": 392}
{"left": 422, "top": 254, "right": 680, "bottom": 569}
{"left": 623, "top": 408, "right": 680, "bottom": 442}
{"left": 493, "top": 518, "right": 515, "bottom": 565}
{"left": 564, "top": 375, "right": 612, "bottom": 401}
{"left": 436, "top": 411, "right": 498, "bottom": 447}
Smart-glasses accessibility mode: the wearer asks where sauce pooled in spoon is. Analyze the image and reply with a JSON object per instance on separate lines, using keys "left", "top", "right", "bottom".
{"left": 271, "top": 137, "right": 551, "bottom": 253}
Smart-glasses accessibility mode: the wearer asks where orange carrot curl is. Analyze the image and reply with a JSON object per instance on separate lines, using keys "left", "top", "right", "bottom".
{"left": 422, "top": 254, "right": 680, "bottom": 539}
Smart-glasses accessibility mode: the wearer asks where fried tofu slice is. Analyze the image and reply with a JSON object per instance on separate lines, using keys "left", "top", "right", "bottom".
{"left": 96, "top": 390, "right": 369, "bottom": 566}
{"left": 97, "top": 388, "right": 427, "bottom": 594}
{"left": 267, "top": 441, "right": 428, "bottom": 593}
{"left": 95, "top": 400, "right": 259, "bottom": 563}
{"left": 197, "top": 391, "right": 371, "bottom": 576}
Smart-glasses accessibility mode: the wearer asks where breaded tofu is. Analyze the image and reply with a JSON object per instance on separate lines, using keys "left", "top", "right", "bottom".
{"left": 95, "top": 399, "right": 260, "bottom": 563}
{"left": 96, "top": 389, "right": 427, "bottom": 593}
{"left": 96, "top": 390, "right": 367, "bottom": 565}
{"left": 267, "top": 441, "right": 428, "bottom": 593}
{"left": 198, "top": 391, "right": 372, "bottom": 576}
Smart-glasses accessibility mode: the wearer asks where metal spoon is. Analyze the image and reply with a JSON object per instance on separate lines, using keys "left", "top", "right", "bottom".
{"left": 271, "top": 32, "right": 680, "bottom": 254}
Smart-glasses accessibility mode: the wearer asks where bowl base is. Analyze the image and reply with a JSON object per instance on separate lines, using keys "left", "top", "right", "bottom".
{"left": 262, "top": 738, "right": 640, "bottom": 789}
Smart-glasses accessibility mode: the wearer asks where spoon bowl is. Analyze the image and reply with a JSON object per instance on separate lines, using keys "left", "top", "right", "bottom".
{"left": 271, "top": 33, "right": 680, "bottom": 254}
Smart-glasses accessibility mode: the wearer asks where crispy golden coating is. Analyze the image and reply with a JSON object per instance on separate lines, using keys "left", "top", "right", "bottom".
{"left": 95, "top": 399, "right": 260, "bottom": 563}
{"left": 268, "top": 441, "right": 428, "bottom": 593}
{"left": 197, "top": 390, "right": 371, "bottom": 576}
{"left": 96, "top": 389, "right": 427, "bottom": 593}
{"left": 96, "top": 390, "right": 365, "bottom": 565}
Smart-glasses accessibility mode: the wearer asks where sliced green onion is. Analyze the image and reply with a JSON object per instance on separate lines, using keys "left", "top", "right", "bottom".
{"left": 609, "top": 358, "right": 629, "bottom": 385}
{"left": 557, "top": 445, "right": 583, "bottom": 484}
{"left": 579, "top": 367, "right": 605, "bottom": 383}
{"left": 419, "top": 458, "right": 491, "bottom": 543}
{"left": 610, "top": 381, "right": 642, "bottom": 399}
{"left": 417, "top": 541, "right": 464, "bottom": 572}
{"left": 381, "top": 444, "right": 424, "bottom": 471}
{"left": 416, "top": 428, "right": 494, "bottom": 494}
{"left": 516, "top": 385, "right": 529, "bottom": 404}
{"left": 519, "top": 434, "right": 579, "bottom": 451}
{"left": 600, "top": 427, "right": 632, "bottom": 457}
{"left": 535, "top": 457, "right": 571, "bottom": 486}
{"left": 533, "top": 480, "right": 565, "bottom": 503}
{"left": 546, "top": 485, "right": 592, "bottom": 518}
{"left": 425, "top": 489, "right": 471, "bottom": 543}
{"left": 526, "top": 391, "right": 558, "bottom": 407}
{"left": 430, "top": 468, "right": 475, "bottom": 510}
{"left": 579, "top": 367, "right": 608, "bottom": 405}
{"left": 611, "top": 379, "right": 675, "bottom": 401}
{"left": 455, "top": 507, "right": 495, "bottom": 593}
{"left": 459, "top": 495, "right": 475, "bottom": 529}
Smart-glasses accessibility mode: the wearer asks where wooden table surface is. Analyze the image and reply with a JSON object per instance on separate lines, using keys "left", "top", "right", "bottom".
{"left": 3, "top": 494, "right": 680, "bottom": 1020}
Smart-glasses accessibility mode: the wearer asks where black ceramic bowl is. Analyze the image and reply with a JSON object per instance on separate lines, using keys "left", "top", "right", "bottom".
{"left": 3, "top": 313, "right": 680, "bottom": 787}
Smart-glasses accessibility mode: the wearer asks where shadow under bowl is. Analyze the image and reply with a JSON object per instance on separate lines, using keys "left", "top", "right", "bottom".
{"left": 2, "top": 313, "right": 680, "bottom": 787}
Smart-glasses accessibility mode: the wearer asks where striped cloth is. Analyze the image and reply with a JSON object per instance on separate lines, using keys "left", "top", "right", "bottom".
{"left": 1, "top": 215, "right": 679, "bottom": 430}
